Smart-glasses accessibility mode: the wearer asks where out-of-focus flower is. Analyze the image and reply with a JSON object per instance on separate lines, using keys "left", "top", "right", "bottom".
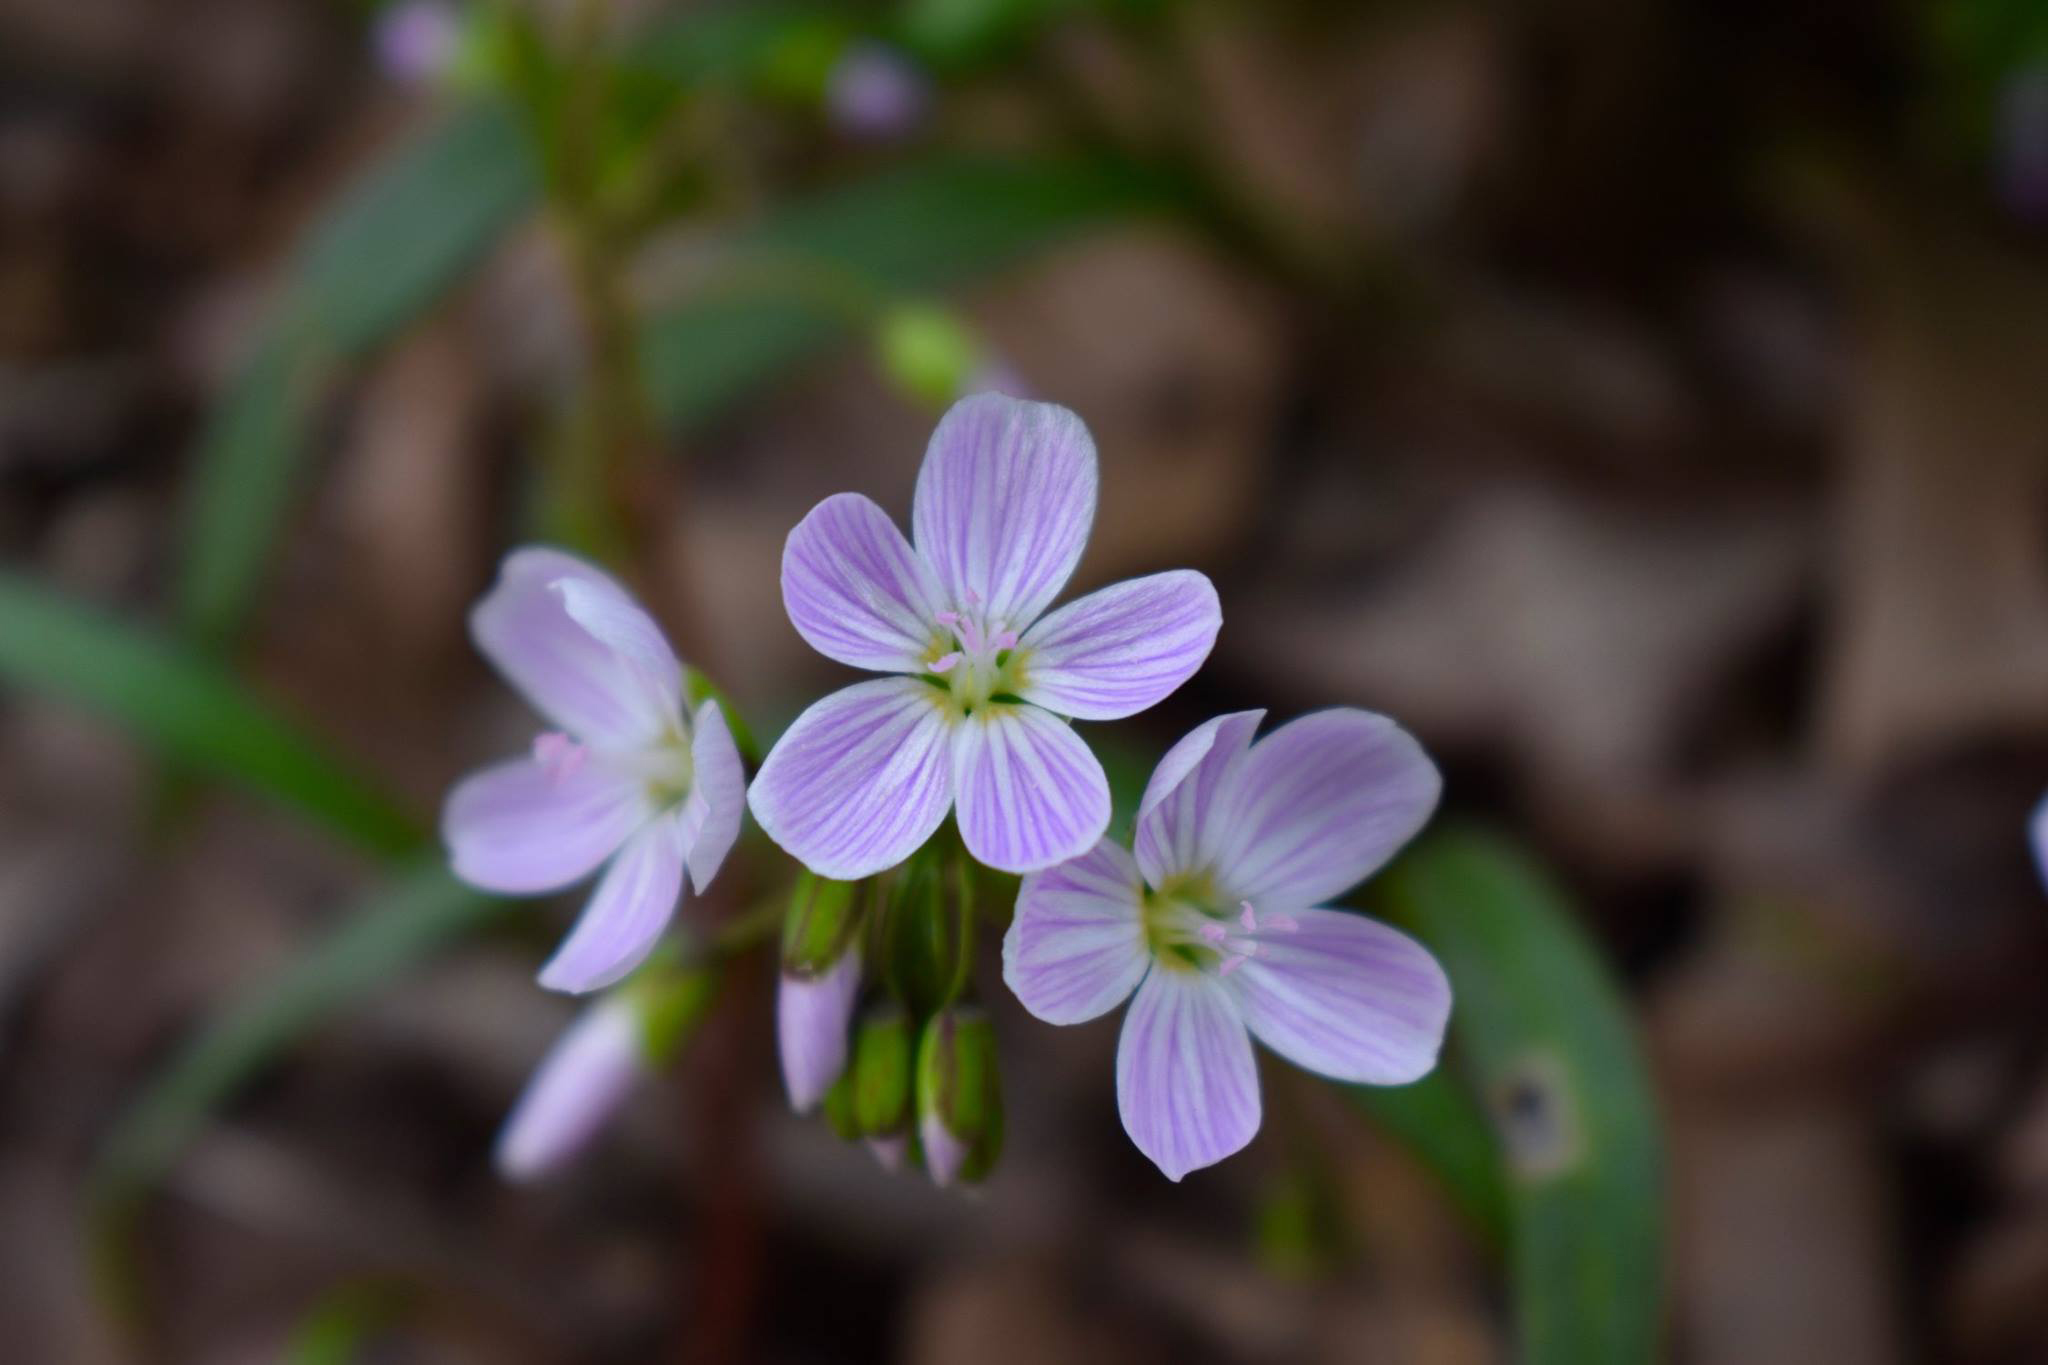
{"left": 443, "top": 548, "right": 746, "bottom": 993}
{"left": 1999, "top": 63, "right": 2048, "bottom": 226}
{"left": 825, "top": 41, "right": 930, "bottom": 140}
{"left": 495, "top": 995, "right": 645, "bottom": 1181}
{"left": 748, "top": 394, "right": 1222, "bottom": 879}
{"left": 374, "top": 0, "right": 463, "bottom": 87}
{"left": 916, "top": 1005, "right": 1002, "bottom": 1186}
{"left": 1003, "top": 709, "right": 1451, "bottom": 1181}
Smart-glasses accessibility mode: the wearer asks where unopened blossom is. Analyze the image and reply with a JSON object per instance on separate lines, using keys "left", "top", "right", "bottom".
{"left": 496, "top": 995, "right": 644, "bottom": 1181}
{"left": 749, "top": 393, "right": 1221, "bottom": 879}
{"left": 778, "top": 944, "right": 863, "bottom": 1112}
{"left": 825, "top": 41, "right": 930, "bottom": 140}
{"left": 374, "top": 0, "right": 462, "bottom": 86}
{"left": 1004, "top": 709, "right": 1452, "bottom": 1181}
{"left": 443, "top": 548, "right": 745, "bottom": 993}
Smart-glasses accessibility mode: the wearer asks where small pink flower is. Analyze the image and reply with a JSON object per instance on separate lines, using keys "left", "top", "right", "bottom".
{"left": 1004, "top": 709, "right": 1452, "bottom": 1181}
{"left": 443, "top": 548, "right": 746, "bottom": 993}
{"left": 748, "top": 393, "right": 1222, "bottom": 879}
{"left": 374, "top": 0, "right": 461, "bottom": 87}
{"left": 495, "top": 996, "right": 644, "bottom": 1181}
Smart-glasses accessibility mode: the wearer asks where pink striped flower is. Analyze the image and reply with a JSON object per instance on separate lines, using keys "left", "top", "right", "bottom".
{"left": 442, "top": 548, "right": 746, "bottom": 993}
{"left": 748, "top": 393, "right": 1221, "bottom": 878}
{"left": 1003, "top": 709, "right": 1452, "bottom": 1181}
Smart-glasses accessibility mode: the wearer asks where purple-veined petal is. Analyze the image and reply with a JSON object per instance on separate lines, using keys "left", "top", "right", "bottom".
{"left": 552, "top": 575, "right": 684, "bottom": 729}
{"left": 778, "top": 945, "right": 863, "bottom": 1113}
{"left": 782, "top": 492, "right": 947, "bottom": 672}
{"left": 1211, "top": 709, "right": 1441, "bottom": 912}
{"left": 1004, "top": 839, "right": 1149, "bottom": 1024}
{"left": 442, "top": 756, "right": 650, "bottom": 894}
{"left": 680, "top": 699, "right": 746, "bottom": 894}
{"left": 748, "top": 678, "right": 954, "bottom": 880}
{"left": 1226, "top": 907, "right": 1450, "bottom": 1086}
{"left": 911, "top": 394, "right": 1097, "bottom": 628}
{"left": 1115, "top": 967, "right": 1260, "bottom": 1181}
{"left": 470, "top": 547, "right": 673, "bottom": 746}
{"left": 1133, "top": 710, "right": 1264, "bottom": 889}
{"left": 1016, "top": 571, "right": 1221, "bottom": 721}
{"left": 537, "top": 813, "right": 687, "bottom": 994}
{"left": 495, "top": 997, "right": 644, "bottom": 1182}
{"left": 952, "top": 704, "right": 1111, "bottom": 875}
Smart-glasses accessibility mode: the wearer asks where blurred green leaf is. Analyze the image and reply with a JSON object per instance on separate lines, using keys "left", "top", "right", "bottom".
{"left": 0, "top": 571, "right": 420, "bottom": 856}
{"left": 284, "top": 1283, "right": 407, "bottom": 1365}
{"left": 94, "top": 864, "right": 499, "bottom": 1204}
{"left": 1344, "top": 1068, "right": 1508, "bottom": 1246}
{"left": 177, "top": 102, "right": 539, "bottom": 647}
{"left": 639, "top": 155, "right": 1161, "bottom": 428}
{"left": 1374, "top": 828, "right": 1665, "bottom": 1365}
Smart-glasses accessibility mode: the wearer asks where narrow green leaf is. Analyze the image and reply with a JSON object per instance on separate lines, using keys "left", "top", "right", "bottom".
{"left": 1344, "top": 1069, "right": 1509, "bottom": 1247}
{"left": 93, "top": 864, "right": 500, "bottom": 1204}
{"left": 1374, "top": 828, "right": 1666, "bottom": 1365}
{"left": 177, "top": 101, "right": 539, "bottom": 646}
{"left": 639, "top": 155, "right": 1161, "bottom": 428}
{"left": 0, "top": 571, "right": 420, "bottom": 856}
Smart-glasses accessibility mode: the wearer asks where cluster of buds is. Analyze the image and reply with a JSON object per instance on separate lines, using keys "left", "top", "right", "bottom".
{"left": 779, "top": 845, "right": 1004, "bottom": 1186}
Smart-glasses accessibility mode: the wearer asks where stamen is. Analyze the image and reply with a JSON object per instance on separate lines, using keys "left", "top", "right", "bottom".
{"left": 992, "top": 628, "right": 1019, "bottom": 652}
{"left": 1217, "top": 952, "right": 1248, "bottom": 977}
{"left": 929, "top": 651, "right": 962, "bottom": 673}
{"left": 1198, "top": 922, "right": 1228, "bottom": 946}
{"left": 1264, "top": 912, "right": 1299, "bottom": 933}
{"left": 1239, "top": 901, "right": 1258, "bottom": 932}
{"left": 934, "top": 610, "right": 961, "bottom": 627}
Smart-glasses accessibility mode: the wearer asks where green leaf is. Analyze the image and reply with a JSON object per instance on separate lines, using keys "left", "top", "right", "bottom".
{"left": 639, "top": 155, "right": 1160, "bottom": 428}
{"left": 1344, "top": 1069, "right": 1509, "bottom": 1246}
{"left": 0, "top": 571, "right": 421, "bottom": 855}
{"left": 1373, "top": 828, "right": 1666, "bottom": 1365}
{"left": 177, "top": 101, "right": 539, "bottom": 647}
{"left": 94, "top": 864, "right": 500, "bottom": 1204}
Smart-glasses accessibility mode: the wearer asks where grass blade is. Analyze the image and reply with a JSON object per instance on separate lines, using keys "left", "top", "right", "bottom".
{"left": 640, "top": 154, "right": 1160, "bottom": 427}
{"left": 0, "top": 571, "right": 420, "bottom": 856}
{"left": 1373, "top": 828, "right": 1666, "bottom": 1364}
{"left": 177, "top": 102, "right": 539, "bottom": 647}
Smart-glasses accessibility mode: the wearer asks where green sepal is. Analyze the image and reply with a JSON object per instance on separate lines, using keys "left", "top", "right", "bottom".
{"left": 915, "top": 1005, "right": 1003, "bottom": 1183}
{"left": 783, "top": 871, "right": 866, "bottom": 974}
{"left": 850, "top": 1005, "right": 915, "bottom": 1138}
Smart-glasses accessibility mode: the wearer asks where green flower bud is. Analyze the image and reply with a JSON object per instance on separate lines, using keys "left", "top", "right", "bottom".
{"left": 821, "top": 1069, "right": 863, "bottom": 1142}
{"left": 915, "top": 1006, "right": 1003, "bottom": 1186}
{"left": 783, "top": 871, "right": 865, "bottom": 975}
{"left": 880, "top": 844, "right": 970, "bottom": 1017}
{"left": 876, "top": 303, "right": 984, "bottom": 410}
{"left": 850, "top": 1005, "right": 915, "bottom": 1140}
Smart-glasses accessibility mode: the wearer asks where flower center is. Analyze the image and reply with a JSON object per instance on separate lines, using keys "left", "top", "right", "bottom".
{"left": 1142, "top": 875, "right": 1299, "bottom": 976}
{"left": 922, "top": 593, "right": 1025, "bottom": 714}
{"left": 534, "top": 729, "right": 694, "bottom": 807}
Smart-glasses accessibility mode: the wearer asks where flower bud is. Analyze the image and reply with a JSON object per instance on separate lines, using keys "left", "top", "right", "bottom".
{"left": 849, "top": 1005, "right": 915, "bottom": 1141}
{"left": 374, "top": 0, "right": 462, "bottom": 87}
{"left": 879, "top": 846, "right": 967, "bottom": 1017}
{"left": 876, "top": 304, "right": 985, "bottom": 411}
{"left": 777, "top": 946, "right": 862, "bottom": 1113}
{"left": 825, "top": 41, "right": 930, "bottom": 141}
{"left": 915, "top": 1006, "right": 1003, "bottom": 1187}
{"left": 494, "top": 996, "right": 644, "bottom": 1182}
{"left": 777, "top": 873, "right": 867, "bottom": 1112}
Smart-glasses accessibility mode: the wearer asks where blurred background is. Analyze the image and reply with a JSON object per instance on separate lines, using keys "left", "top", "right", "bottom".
{"left": 5, "top": 0, "right": 2048, "bottom": 1360}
